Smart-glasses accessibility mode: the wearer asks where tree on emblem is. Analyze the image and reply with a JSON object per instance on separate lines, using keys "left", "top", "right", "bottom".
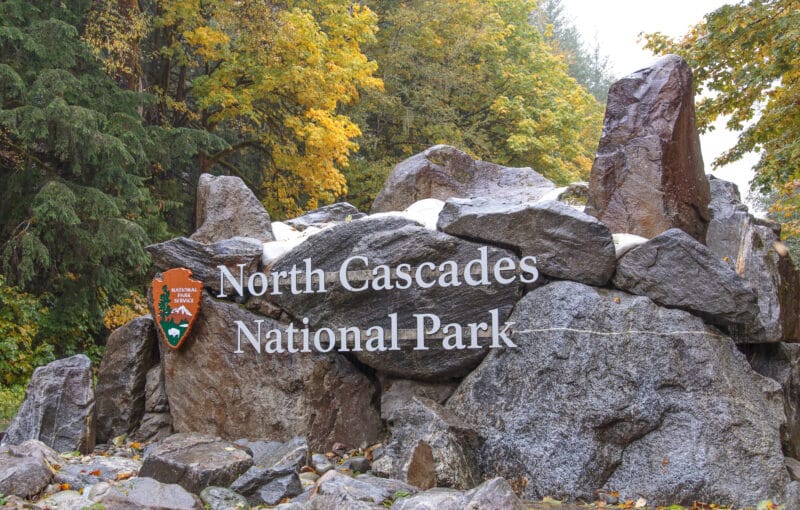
{"left": 158, "top": 285, "right": 172, "bottom": 321}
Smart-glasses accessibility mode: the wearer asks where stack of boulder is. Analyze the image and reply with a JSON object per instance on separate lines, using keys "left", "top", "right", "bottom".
{"left": 3, "top": 54, "right": 800, "bottom": 509}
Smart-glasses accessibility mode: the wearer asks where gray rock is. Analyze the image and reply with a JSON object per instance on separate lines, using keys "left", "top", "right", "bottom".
{"left": 139, "top": 433, "right": 253, "bottom": 493}
{"left": 192, "top": 173, "right": 274, "bottom": 243}
{"left": 200, "top": 486, "right": 249, "bottom": 510}
{"left": 285, "top": 203, "right": 366, "bottom": 231}
{"left": 787, "top": 457, "right": 800, "bottom": 482}
{"left": 740, "top": 343, "right": 800, "bottom": 458}
{"left": 313, "top": 470, "right": 416, "bottom": 505}
{"left": 437, "top": 198, "right": 616, "bottom": 285}
{"left": 91, "top": 476, "right": 201, "bottom": 509}
{"left": 145, "top": 364, "right": 169, "bottom": 413}
{"left": 135, "top": 412, "right": 174, "bottom": 442}
{"left": 613, "top": 228, "right": 760, "bottom": 335}
{"left": 371, "top": 145, "right": 555, "bottom": 213}
{"left": 374, "top": 397, "right": 478, "bottom": 490}
{"left": 54, "top": 455, "right": 140, "bottom": 490}
{"left": 586, "top": 55, "right": 711, "bottom": 242}
{"left": 380, "top": 379, "right": 458, "bottom": 422}
{"left": 231, "top": 437, "right": 308, "bottom": 505}
{"left": 446, "top": 281, "right": 789, "bottom": 506}
{"left": 33, "top": 490, "right": 90, "bottom": 509}
{"left": 390, "top": 477, "right": 524, "bottom": 510}
{"left": 95, "top": 315, "right": 157, "bottom": 443}
{"left": 146, "top": 236, "right": 264, "bottom": 295}
{"left": 784, "top": 481, "right": 800, "bottom": 510}
{"left": 1, "top": 355, "right": 95, "bottom": 453}
{"left": 0, "top": 441, "right": 57, "bottom": 498}
{"left": 340, "top": 456, "right": 370, "bottom": 474}
{"left": 312, "top": 453, "right": 334, "bottom": 475}
{"left": 236, "top": 436, "right": 308, "bottom": 470}
{"left": 270, "top": 220, "right": 522, "bottom": 380}
{"left": 156, "top": 293, "right": 382, "bottom": 451}
{"left": 706, "top": 175, "right": 800, "bottom": 342}
{"left": 249, "top": 473, "right": 303, "bottom": 506}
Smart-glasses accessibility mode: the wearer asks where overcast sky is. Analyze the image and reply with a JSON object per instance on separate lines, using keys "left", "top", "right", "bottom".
{"left": 559, "top": 0, "right": 762, "bottom": 210}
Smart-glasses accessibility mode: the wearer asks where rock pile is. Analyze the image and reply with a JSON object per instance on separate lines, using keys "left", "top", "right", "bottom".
{"left": 3, "top": 54, "right": 800, "bottom": 509}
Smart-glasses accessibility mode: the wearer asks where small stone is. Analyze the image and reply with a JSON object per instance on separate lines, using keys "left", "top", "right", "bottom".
{"left": 311, "top": 453, "right": 334, "bottom": 475}
{"left": 340, "top": 456, "right": 370, "bottom": 473}
{"left": 192, "top": 173, "right": 275, "bottom": 244}
{"left": 33, "top": 490, "right": 90, "bottom": 509}
{"left": 253, "top": 473, "right": 303, "bottom": 506}
{"left": 299, "top": 472, "right": 319, "bottom": 487}
{"left": 200, "top": 486, "right": 249, "bottom": 510}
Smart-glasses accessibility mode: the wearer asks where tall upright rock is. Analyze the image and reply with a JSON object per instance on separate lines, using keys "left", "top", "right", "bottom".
{"left": 585, "top": 55, "right": 711, "bottom": 242}
{"left": 191, "top": 174, "right": 275, "bottom": 244}
{"left": 1, "top": 355, "right": 95, "bottom": 454}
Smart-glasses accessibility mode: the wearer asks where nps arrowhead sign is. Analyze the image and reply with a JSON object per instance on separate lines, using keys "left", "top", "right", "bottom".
{"left": 152, "top": 268, "right": 203, "bottom": 350}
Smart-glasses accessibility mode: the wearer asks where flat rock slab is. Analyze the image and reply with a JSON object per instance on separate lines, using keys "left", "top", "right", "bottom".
{"left": 613, "top": 228, "right": 760, "bottom": 334}
{"left": 371, "top": 145, "right": 555, "bottom": 213}
{"left": 192, "top": 173, "right": 274, "bottom": 243}
{"left": 95, "top": 315, "right": 157, "bottom": 443}
{"left": 91, "top": 476, "right": 202, "bottom": 509}
{"left": 586, "top": 55, "right": 710, "bottom": 242}
{"left": 54, "top": 455, "right": 140, "bottom": 490}
{"left": 200, "top": 486, "right": 249, "bottom": 510}
{"left": 1, "top": 354, "right": 95, "bottom": 454}
{"left": 147, "top": 236, "right": 264, "bottom": 295}
{"left": 156, "top": 293, "right": 382, "bottom": 451}
{"left": 285, "top": 202, "right": 366, "bottom": 231}
{"left": 390, "top": 477, "right": 524, "bottom": 510}
{"left": 438, "top": 198, "right": 616, "bottom": 286}
{"left": 312, "top": 470, "right": 418, "bottom": 506}
{"left": 139, "top": 433, "right": 253, "bottom": 493}
{"left": 446, "top": 281, "right": 788, "bottom": 506}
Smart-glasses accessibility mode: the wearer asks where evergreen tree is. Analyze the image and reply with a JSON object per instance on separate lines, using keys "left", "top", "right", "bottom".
{"left": 0, "top": 0, "right": 222, "bottom": 354}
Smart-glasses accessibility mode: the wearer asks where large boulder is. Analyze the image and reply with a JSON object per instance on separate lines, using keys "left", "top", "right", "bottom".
{"left": 446, "top": 281, "right": 789, "bottom": 506}
{"left": 268, "top": 219, "right": 523, "bottom": 380}
{"left": 1, "top": 355, "right": 95, "bottom": 453}
{"left": 585, "top": 55, "right": 711, "bottom": 242}
{"left": 139, "top": 433, "right": 253, "bottom": 493}
{"left": 0, "top": 440, "right": 59, "bottom": 499}
{"left": 612, "top": 228, "right": 760, "bottom": 335}
{"left": 192, "top": 173, "right": 274, "bottom": 243}
{"left": 95, "top": 315, "right": 158, "bottom": 443}
{"left": 372, "top": 396, "right": 480, "bottom": 490}
{"left": 706, "top": 175, "right": 800, "bottom": 342}
{"left": 157, "top": 293, "right": 382, "bottom": 451}
{"left": 146, "top": 236, "right": 264, "bottom": 295}
{"left": 437, "top": 198, "right": 616, "bottom": 286}
{"left": 371, "top": 145, "right": 555, "bottom": 213}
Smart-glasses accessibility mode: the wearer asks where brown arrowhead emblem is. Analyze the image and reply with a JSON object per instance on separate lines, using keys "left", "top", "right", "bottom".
{"left": 151, "top": 268, "right": 203, "bottom": 350}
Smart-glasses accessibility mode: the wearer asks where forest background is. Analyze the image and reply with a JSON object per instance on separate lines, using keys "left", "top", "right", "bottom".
{"left": 0, "top": 0, "right": 797, "bottom": 420}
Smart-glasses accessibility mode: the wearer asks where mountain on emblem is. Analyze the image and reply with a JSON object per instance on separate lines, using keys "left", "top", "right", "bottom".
{"left": 151, "top": 268, "right": 203, "bottom": 350}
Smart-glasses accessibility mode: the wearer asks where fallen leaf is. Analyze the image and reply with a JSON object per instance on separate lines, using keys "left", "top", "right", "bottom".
{"left": 115, "top": 471, "right": 134, "bottom": 481}
{"left": 89, "top": 469, "right": 101, "bottom": 477}
{"left": 635, "top": 497, "right": 647, "bottom": 508}
{"left": 60, "top": 483, "right": 70, "bottom": 491}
